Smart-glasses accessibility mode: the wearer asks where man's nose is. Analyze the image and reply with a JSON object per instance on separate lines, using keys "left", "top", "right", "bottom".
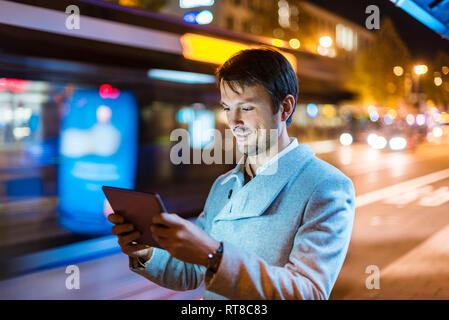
{"left": 227, "top": 108, "right": 243, "bottom": 128}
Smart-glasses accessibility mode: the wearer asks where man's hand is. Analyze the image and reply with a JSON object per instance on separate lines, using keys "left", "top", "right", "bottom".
{"left": 151, "top": 213, "right": 220, "bottom": 267}
{"left": 108, "top": 214, "right": 153, "bottom": 262}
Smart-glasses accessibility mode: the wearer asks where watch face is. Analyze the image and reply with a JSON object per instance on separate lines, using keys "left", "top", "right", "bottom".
{"left": 207, "top": 242, "right": 223, "bottom": 272}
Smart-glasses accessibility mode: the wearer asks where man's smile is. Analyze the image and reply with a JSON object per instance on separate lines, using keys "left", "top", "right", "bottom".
{"left": 235, "top": 132, "right": 251, "bottom": 140}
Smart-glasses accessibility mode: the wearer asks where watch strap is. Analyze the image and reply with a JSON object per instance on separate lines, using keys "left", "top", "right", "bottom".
{"left": 207, "top": 242, "right": 223, "bottom": 274}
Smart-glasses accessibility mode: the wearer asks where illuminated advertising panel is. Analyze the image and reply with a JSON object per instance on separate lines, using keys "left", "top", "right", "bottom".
{"left": 180, "top": 33, "right": 298, "bottom": 73}
{"left": 58, "top": 88, "right": 137, "bottom": 234}
{"left": 180, "top": 0, "right": 214, "bottom": 9}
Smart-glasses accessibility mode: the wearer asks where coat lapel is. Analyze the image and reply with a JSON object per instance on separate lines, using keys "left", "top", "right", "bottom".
{"left": 214, "top": 144, "right": 315, "bottom": 222}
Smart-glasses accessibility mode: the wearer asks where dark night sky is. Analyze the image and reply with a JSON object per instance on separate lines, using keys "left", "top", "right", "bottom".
{"left": 308, "top": 0, "right": 449, "bottom": 61}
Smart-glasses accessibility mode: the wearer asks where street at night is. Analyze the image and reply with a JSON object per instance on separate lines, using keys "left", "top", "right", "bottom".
{"left": 326, "top": 140, "right": 449, "bottom": 299}
{"left": 1, "top": 0, "right": 449, "bottom": 306}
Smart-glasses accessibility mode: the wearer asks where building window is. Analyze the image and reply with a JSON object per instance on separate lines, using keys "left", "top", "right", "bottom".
{"left": 256, "top": 0, "right": 263, "bottom": 13}
{"left": 226, "top": 16, "right": 234, "bottom": 30}
{"left": 248, "top": 0, "right": 254, "bottom": 10}
{"left": 242, "top": 20, "right": 249, "bottom": 33}
{"left": 336, "top": 24, "right": 356, "bottom": 51}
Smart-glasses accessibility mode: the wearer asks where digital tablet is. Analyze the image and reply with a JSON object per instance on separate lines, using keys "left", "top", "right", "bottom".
{"left": 102, "top": 186, "right": 168, "bottom": 248}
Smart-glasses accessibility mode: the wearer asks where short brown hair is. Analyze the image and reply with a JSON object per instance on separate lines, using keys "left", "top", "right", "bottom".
{"left": 216, "top": 48, "right": 298, "bottom": 125}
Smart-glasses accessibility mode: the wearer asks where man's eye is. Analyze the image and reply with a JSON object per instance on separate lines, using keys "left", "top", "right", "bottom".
{"left": 242, "top": 107, "right": 254, "bottom": 112}
{"left": 223, "top": 107, "right": 230, "bottom": 112}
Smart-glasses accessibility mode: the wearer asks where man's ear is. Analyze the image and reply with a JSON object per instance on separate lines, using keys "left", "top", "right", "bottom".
{"left": 280, "top": 95, "right": 295, "bottom": 122}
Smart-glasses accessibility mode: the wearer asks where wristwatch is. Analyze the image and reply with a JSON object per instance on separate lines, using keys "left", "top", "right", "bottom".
{"left": 206, "top": 242, "right": 224, "bottom": 274}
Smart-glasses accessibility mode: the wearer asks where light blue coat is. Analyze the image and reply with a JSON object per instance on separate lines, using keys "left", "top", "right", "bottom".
{"left": 130, "top": 142, "right": 355, "bottom": 300}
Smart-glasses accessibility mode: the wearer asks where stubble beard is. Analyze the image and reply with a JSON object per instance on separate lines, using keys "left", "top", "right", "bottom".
{"left": 238, "top": 129, "right": 278, "bottom": 158}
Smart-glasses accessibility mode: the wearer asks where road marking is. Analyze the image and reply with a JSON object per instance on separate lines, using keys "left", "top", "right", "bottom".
{"left": 382, "top": 185, "right": 449, "bottom": 207}
{"left": 355, "top": 168, "right": 449, "bottom": 208}
{"left": 372, "top": 223, "right": 449, "bottom": 299}
{"left": 347, "top": 149, "right": 449, "bottom": 177}
{"left": 344, "top": 223, "right": 449, "bottom": 299}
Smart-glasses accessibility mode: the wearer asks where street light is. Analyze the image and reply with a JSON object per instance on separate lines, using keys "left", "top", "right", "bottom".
{"left": 411, "top": 64, "right": 428, "bottom": 111}
{"left": 393, "top": 66, "right": 404, "bottom": 77}
{"left": 289, "top": 38, "right": 300, "bottom": 49}
{"left": 319, "top": 36, "right": 333, "bottom": 48}
{"left": 317, "top": 36, "right": 335, "bottom": 57}
{"left": 434, "top": 77, "right": 443, "bottom": 87}
{"left": 414, "top": 65, "right": 428, "bottom": 75}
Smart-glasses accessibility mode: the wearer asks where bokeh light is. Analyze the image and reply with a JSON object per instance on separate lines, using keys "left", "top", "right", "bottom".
{"left": 319, "top": 36, "right": 333, "bottom": 48}
{"left": 306, "top": 103, "right": 319, "bottom": 118}
{"left": 416, "top": 114, "right": 426, "bottom": 126}
{"left": 406, "top": 114, "right": 415, "bottom": 126}
{"left": 393, "top": 66, "right": 404, "bottom": 76}
{"left": 289, "top": 38, "right": 300, "bottom": 49}
{"left": 414, "top": 65, "right": 428, "bottom": 75}
{"left": 339, "top": 133, "right": 353, "bottom": 146}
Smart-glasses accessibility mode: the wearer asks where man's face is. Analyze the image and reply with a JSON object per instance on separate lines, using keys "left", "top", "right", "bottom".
{"left": 220, "top": 81, "right": 281, "bottom": 156}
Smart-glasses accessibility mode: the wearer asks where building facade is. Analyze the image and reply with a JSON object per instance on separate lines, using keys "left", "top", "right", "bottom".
{"left": 148, "top": 0, "right": 374, "bottom": 60}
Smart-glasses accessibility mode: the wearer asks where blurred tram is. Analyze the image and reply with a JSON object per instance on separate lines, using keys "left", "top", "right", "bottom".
{"left": 0, "top": 0, "right": 353, "bottom": 264}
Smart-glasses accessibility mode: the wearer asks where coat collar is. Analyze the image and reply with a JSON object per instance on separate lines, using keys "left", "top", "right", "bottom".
{"left": 214, "top": 143, "right": 316, "bottom": 221}
{"left": 220, "top": 138, "right": 300, "bottom": 186}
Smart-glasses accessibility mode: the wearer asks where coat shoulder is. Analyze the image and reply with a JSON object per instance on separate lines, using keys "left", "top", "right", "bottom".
{"left": 295, "top": 155, "right": 354, "bottom": 191}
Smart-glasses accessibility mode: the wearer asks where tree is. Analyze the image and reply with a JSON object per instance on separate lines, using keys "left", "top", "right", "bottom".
{"left": 349, "top": 17, "right": 411, "bottom": 110}
{"left": 296, "top": 1, "right": 321, "bottom": 52}
{"left": 422, "top": 51, "right": 449, "bottom": 109}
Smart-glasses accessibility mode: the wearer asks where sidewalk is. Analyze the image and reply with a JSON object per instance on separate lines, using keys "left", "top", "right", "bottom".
{"left": 344, "top": 223, "right": 449, "bottom": 299}
{"left": 0, "top": 250, "right": 203, "bottom": 299}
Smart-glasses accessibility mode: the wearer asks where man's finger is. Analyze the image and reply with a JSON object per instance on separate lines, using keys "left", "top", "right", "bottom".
{"left": 151, "top": 224, "right": 176, "bottom": 238}
{"left": 108, "top": 214, "right": 125, "bottom": 224}
{"left": 111, "top": 223, "right": 135, "bottom": 235}
{"left": 118, "top": 230, "right": 141, "bottom": 246}
{"left": 152, "top": 213, "right": 182, "bottom": 227}
{"left": 153, "top": 235, "right": 170, "bottom": 250}
{"left": 122, "top": 243, "right": 150, "bottom": 254}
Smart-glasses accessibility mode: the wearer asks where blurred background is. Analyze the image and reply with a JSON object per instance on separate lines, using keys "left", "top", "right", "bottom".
{"left": 0, "top": 0, "right": 448, "bottom": 299}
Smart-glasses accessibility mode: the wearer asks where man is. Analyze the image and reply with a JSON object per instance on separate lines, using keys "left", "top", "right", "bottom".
{"left": 108, "top": 48, "right": 355, "bottom": 300}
